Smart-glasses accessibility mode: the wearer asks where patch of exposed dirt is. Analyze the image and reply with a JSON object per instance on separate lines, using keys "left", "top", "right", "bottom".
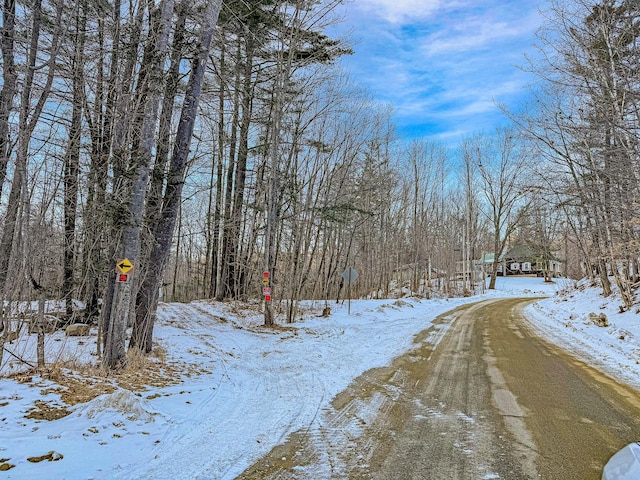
{"left": 25, "top": 400, "right": 71, "bottom": 421}
{"left": 110, "top": 359, "right": 183, "bottom": 392}
{"left": 252, "top": 324, "right": 300, "bottom": 335}
{"left": 27, "top": 451, "right": 63, "bottom": 463}
{"left": 225, "top": 301, "right": 264, "bottom": 317}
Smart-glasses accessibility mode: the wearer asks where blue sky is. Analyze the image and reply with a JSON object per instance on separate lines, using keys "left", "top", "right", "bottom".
{"left": 333, "top": 0, "right": 545, "bottom": 145}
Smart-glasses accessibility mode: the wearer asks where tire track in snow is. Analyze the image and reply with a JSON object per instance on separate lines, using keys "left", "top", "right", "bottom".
{"left": 235, "top": 312, "right": 458, "bottom": 479}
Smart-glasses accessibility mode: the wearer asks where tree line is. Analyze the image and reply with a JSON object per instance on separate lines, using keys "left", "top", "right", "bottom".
{"left": 0, "top": 0, "right": 638, "bottom": 371}
{"left": 516, "top": 0, "right": 640, "bottom": 308}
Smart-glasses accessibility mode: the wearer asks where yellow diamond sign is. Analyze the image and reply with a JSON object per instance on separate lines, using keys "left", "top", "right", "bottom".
{"left": 116, "top": 258, "right": 134, "bottom": 274}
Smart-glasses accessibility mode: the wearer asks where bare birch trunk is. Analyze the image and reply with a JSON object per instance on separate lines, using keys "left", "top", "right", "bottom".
{"left": 144, "top": 0, "right": 188, "bottom": 257}
{"left": 132, "top": 0, "right": 223, "bottom": 353}
{"left": 105, "top": 0, "right": 175, "bottom": 367}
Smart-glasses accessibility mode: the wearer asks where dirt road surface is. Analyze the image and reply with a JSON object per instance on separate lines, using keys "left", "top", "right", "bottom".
{"left": 238, "top": 298, "right": 640, "bottom": 479}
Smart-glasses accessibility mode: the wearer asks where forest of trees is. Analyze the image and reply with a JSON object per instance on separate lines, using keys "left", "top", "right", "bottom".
{"left": 0, "top": 0, "right": 638, "bottom": 369}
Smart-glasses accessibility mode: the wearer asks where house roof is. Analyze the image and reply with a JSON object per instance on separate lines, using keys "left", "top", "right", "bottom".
{"left": 504, "top": 244, "right": 536, "bottom": 260}
{"left": 504, "top": 244, "right": 562, "bottom": 262}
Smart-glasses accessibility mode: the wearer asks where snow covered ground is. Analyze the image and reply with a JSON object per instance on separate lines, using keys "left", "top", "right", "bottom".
{"left": 1, "top": 276, "right": 639, "bottom": 479}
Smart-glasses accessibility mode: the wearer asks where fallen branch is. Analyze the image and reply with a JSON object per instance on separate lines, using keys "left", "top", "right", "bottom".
{"left": 2, "top": 345, "right": 36, "bottom": 368}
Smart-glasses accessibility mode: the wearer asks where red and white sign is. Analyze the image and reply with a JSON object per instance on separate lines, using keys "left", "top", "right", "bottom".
{"left": 263, "top": 287, "right": 271, "bottom": 295}
{"left": 263, "top": 271, "right": 270, "bottom": 279}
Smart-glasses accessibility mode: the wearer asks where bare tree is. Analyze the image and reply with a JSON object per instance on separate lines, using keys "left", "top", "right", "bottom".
{"left": 130, "top": 0, "right": 223, "bottom": 353}
{"left": 103, "top": 0, "right": 178, "bottom": 367}
{"left": 471, "top": 129, "right": 534, "bottom": 289}
{"left": 62, "top": 0, "right": 87, "bottom": 321}
{"left": 517, "top": 0, "right": 640, "bottom": 306}
{"left": 460, "top": 138, "right": 485, "bottom": 292}
{"left": 0, "top": 0, "right": 16, "bottom": 200}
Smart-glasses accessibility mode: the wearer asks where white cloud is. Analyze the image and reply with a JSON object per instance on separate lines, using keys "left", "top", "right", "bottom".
{"left": 337, "top": 0, "right": 544, "bottom": 143}
{"left": 418, "top": 9, "right": 541, "bottom": 57}
{"left": 354, "top": 0, "right": 447, "bottom": 23}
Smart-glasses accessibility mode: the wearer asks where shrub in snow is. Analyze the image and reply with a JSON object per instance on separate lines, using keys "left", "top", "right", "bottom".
{"left": 588, "top": 312, "right": 609, "bottom": 327}
{"left": 65, "top": 324, "right": 91, "bottom": 336}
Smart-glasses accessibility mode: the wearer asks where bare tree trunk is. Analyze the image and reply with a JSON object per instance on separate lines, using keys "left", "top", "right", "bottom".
{"left": 132, "top": 0, "right": 222, "bottom": 353}
{"left": 105, "top": 0, "right": 175, "bottom": 366}
{"left": 83, "top": 0, "right": 120, "bottom": 327}
{"left": 62, "top": 1, "right": 87, "bottom": 322}
{"left": 0, "top": 0, "right": 16, "bottom": 199}
{"left": 227, "top": 39, "right": 255, "bottom": 299}
{"left": 263, "top": 4, "right": 305, "bottom": 325}
{"left": 36, "top": 289, "right": 45, "bottom": 368}
{"left": 144, "top": 0, "right": 188, "bottom": 257}
{"left": 216, "top": 36, "right": 242, "bottom": 301}
{"left": 99, "top": 0, "right": 144, "bottom": 352}
{"left": 209, "top": 40, "right": 227, "bottom": 298}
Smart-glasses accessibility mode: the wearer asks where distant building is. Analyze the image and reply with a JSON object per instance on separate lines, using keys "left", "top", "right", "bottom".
{"left": 502, "top": 244, "right": 562, "bottom": 277}
{"left": 477, "top": 245, "right": 563, "bottom": 278}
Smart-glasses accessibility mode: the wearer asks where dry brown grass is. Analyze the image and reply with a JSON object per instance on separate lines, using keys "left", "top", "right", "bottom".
{"left": 25, "top": 400, "right": 71, "bottom": 421}
{"left": 8, "top": 340, "right": 205, "bottom": 422}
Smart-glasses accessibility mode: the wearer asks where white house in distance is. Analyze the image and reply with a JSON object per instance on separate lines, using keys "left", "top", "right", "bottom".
{"left": 474, "top": 247, "right": 563, "bottom": 278}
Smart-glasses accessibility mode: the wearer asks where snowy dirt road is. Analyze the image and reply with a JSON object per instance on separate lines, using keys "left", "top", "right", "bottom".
{"left": 237, "top": 298, "right": 640, "bottom": 480}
